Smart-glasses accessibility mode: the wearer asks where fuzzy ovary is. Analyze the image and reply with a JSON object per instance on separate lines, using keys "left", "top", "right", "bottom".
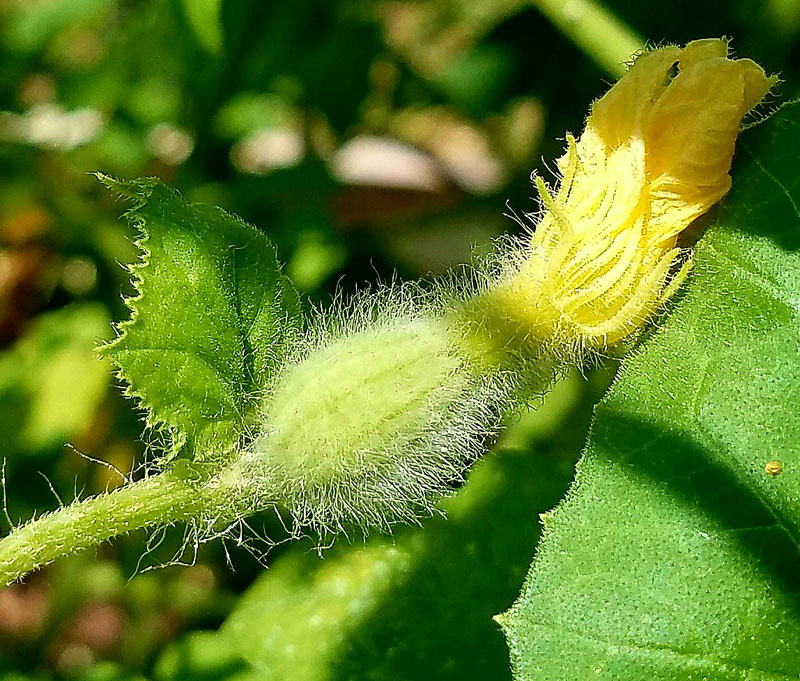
{"left": 241, "top": 318, "right": 502, "bottom": 534}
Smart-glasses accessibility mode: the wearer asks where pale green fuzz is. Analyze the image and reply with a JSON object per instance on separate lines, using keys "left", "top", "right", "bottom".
{"left": 265, "top": 322, "right": 465, "bottom": 478}
{"left": 237, "top": 317, "right": 505, "bottom": 534}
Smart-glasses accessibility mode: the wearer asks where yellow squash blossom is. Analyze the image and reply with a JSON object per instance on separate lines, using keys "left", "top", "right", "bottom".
{"left": 489, "top": 38, "right": 773, "bottom": 356}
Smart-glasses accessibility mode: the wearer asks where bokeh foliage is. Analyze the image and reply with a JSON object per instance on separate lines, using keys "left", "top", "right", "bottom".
{"left": 1, "top": 0, "right": 799, "bottom": 678}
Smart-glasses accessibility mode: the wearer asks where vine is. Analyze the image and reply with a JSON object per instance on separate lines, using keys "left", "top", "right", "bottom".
{"left": 0, "top": 38, "right": 773, "bottom": 587}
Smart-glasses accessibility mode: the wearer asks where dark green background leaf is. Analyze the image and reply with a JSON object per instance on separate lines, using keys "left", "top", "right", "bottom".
{"left": 0, "top": 303, "right": 110, "bottom": 457}
{"left": 218, "top": 427, "right": 583, "bottom": 681}
{"left": 101, "top": 177, "right": 302, "bottom": 462}
{"left": 502, "top": 103, "right": 800, "bottom": 679}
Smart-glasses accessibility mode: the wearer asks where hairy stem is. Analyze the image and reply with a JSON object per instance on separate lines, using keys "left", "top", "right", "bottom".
{"left": 0, "top": 473, "right": 226, "bottom": 586}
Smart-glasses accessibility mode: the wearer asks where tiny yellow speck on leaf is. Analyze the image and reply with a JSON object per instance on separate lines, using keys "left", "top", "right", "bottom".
{"left": 765, "top": 460, "right": 783, "bottom": 477}
{"left": 493, "top": 38, "right": 774, "bottom": 356}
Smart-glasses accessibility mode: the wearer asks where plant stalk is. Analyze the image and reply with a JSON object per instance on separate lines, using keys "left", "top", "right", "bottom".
{"left": 0, "top": 473, "right": 221, "bottom": 587}
{"left": 531, "top": 0, "right": 644, "bottom": 77}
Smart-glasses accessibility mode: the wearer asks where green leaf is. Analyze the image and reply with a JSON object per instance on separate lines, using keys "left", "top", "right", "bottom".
{"left": 219, "top": 428, "right": 582, "bottom": 681}
{"left": 0, "top": 303, "right": 111, "bottom": 456}
{"left": 178, "top": 0, "right": 223, "bottom": 54}
{"left": 100, "top": 177, "right": 301, "bottom": 462}
{"left": 502, "top": 102, "right": 800, "bottom": 678}
{"left": 154, "top": 631, "right": 261, "bottom": 681}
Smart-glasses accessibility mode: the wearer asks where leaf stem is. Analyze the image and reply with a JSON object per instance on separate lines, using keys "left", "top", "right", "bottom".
{"left": 0, "top": 473, "right": 222, "bottom": 586}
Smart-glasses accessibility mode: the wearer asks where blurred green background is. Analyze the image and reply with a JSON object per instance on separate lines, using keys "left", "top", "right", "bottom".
{"left": 0, "top": 0, "right": 798, "bottom": 679}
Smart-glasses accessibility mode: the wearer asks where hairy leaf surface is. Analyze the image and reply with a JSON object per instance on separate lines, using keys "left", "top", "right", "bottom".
{"left": 101, "top": 177, "right": 301, "bottom": 461}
